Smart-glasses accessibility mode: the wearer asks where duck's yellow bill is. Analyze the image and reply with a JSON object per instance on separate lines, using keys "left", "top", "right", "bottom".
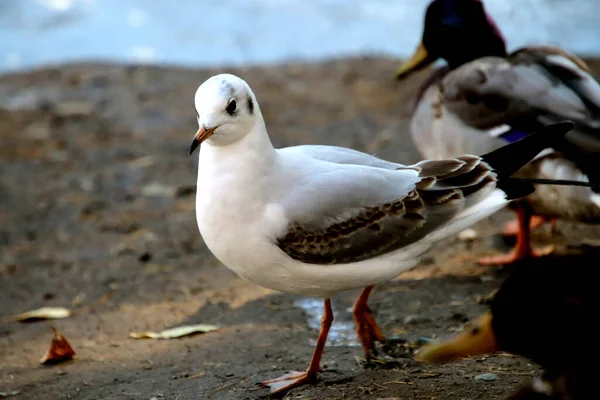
{"left": 395, "top": 42, "right": 434, "bottom": 80}
{"left": 414, "top": 311, "right": 499, "bottom": 363}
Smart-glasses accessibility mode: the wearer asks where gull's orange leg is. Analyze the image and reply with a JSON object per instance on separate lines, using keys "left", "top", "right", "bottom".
{"left": 479, "top": 203, "right": 553, "bottom": 265}
{"left": 353, "top": 285, "right": 385, "bottom": 359}
{"left": 261, "top": 298, "right": 333, "bottom": 393}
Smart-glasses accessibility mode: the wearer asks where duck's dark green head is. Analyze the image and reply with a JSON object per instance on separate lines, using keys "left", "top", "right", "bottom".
{"left": 396, "top": 0, "right": 507, "bottom": 80}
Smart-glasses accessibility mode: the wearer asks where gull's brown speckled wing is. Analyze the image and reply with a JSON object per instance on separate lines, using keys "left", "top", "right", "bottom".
{"left": 277, "top": 155, "right": 497, "bottom": 265}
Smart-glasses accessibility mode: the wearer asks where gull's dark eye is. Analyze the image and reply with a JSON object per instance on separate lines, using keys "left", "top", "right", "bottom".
{"left": 226, "top": 99, "right": 237, "bottom": 115}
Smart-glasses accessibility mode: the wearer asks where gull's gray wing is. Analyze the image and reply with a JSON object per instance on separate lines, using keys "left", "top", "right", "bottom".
{"left": 276, "top": 155, "right": 500, "bottom": 265}
{"left": 279, "top": 144, "right": 404, "bottom": 169}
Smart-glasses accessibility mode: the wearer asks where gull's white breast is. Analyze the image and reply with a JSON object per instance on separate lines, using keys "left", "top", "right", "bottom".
{"left": 195, "top": 145, "right": 297, "bottom": 292}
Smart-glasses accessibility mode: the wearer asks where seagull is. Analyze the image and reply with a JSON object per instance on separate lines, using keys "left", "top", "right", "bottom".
{"left": 189, "top": 73, "right": 578, "bottom": 393}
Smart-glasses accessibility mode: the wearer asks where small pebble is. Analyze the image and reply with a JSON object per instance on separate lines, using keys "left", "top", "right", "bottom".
{"left": 138, "top": 252, "right": 152, "bottom": 263}
{"left": 140, "top": 183, "right": 177, "bottom": 197}
{"left": 53, "top": 101, "right": 93, "bottom": 117}
{"left": 384, "top": 335, "right": 408, "bottom": 344}
{"left": 176, "top": 185, "right": 196, "bottom": 197}
{"left": 457, "top": 228, "right": 477, "bottom": 241}
{"left": 403, "top": 315, "right": 429, "bottom": 325}
{"left": 474, "top": 373, "right": 497, "bottom": 381}
{"left": 416, "top": 337, "right": 433, "bottom": 346}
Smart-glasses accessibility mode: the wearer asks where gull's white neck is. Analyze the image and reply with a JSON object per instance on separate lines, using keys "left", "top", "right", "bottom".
{"left": 195, "top": 117, "right": 279, "bottom": 219}
{"left": 198, "top": 118, "right": 277, "bottom": 171}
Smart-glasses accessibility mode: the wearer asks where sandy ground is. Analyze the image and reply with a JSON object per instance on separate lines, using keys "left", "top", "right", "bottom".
{"left": 1, "top": 56, "right": 600, "bottom": 400}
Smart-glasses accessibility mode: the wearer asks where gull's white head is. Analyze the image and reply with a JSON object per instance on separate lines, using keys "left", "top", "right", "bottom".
{"left": 190, "top": 73, "right": 260, "bottom": 153}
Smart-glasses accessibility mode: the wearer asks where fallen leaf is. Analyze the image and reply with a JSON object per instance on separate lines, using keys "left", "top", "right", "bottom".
{"left": 9, "top": 307, "right": 71, "bottom": 322}
{"left": 129, "top": 324, "right": 219, "bottom": 339}
{"left": 0, "top": 390, "right": 21, "bottom": 398}
{"left": 40, "top": 326, "right": 76, "bottom": 364}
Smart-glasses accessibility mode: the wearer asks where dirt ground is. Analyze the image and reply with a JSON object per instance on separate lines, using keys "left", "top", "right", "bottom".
{"left": 2, "top": 56, "right": 600, "bottom": 400}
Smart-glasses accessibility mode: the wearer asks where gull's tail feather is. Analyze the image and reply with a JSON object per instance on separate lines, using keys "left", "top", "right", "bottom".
{"left": 480, "top": 121, "right": 574, "bottom": 178}
{"left": 479, "top": 121, "right": 575, "bottom": 200}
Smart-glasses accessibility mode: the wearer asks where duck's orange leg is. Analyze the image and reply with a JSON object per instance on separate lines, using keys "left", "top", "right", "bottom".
{"left": 479, "top": 204, "right": 553, "bottom": 265}
{"left": 261, "top": 298, "right": 333, "bottom": 393}
{"left": 353, "top": 285, "right": 386, "bottom": 359}
{"left": 502, "top": 214, "right": 547, "bottom": 236}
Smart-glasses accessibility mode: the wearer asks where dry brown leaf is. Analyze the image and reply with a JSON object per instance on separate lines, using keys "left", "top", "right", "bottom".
{"left": 129, "top": 324, "right": 219, "bottom": 339}
{"left": 40, "top": 326, "right": 76, "bottom": 364}
{"left": 9, "top": 307, "right": 71, "bottom": 322}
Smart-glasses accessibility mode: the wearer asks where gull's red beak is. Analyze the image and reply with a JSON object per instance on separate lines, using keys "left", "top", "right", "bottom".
{"left": 190, "top": 125, "right": 217, "bottom": 155}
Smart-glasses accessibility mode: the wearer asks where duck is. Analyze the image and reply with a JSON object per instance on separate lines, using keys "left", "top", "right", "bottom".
{"left": 413, "top": 251, "right": 600, "bottom": 399}
{"left": 395, "top": 0, "right": 600, "bottom": 265}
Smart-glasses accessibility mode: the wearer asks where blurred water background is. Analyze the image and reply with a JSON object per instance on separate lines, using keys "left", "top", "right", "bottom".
{"left": 1, "top": 0, "right": 599, "bottom": 73}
